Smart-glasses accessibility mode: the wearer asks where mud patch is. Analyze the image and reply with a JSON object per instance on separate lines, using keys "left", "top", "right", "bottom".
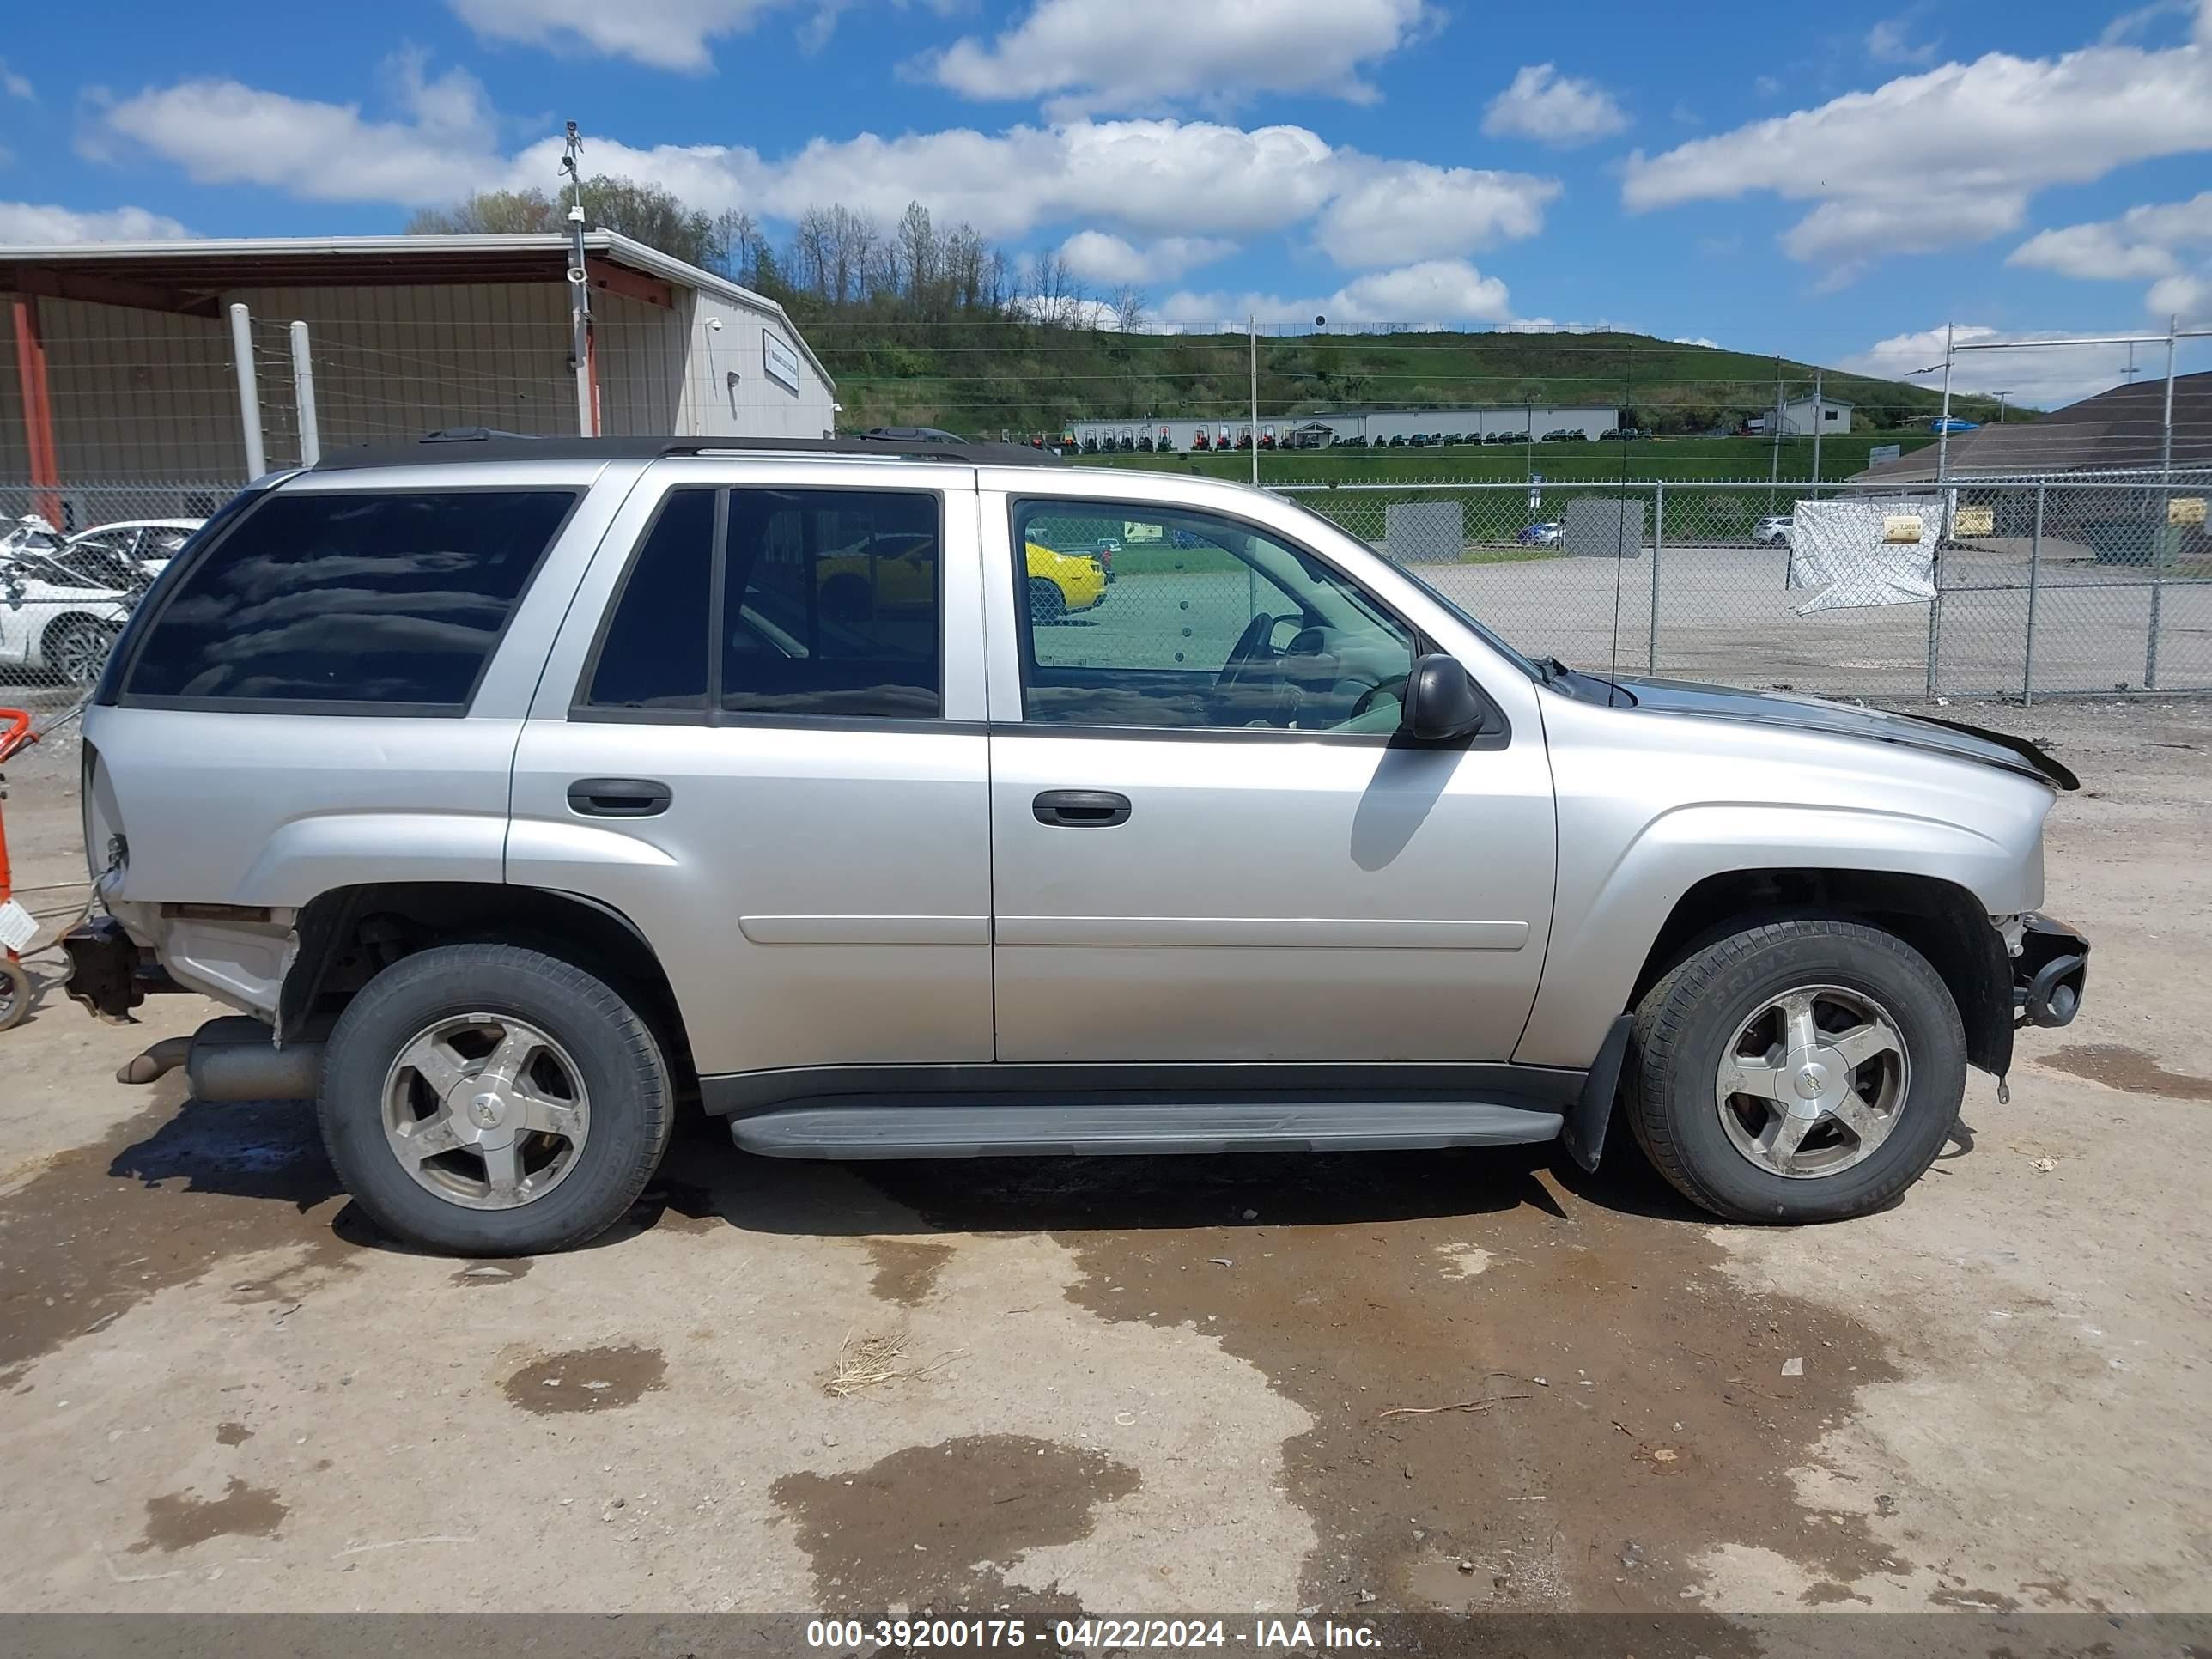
{"left": 0, "top": 1092, "right": 354, "bottom": 1376}
{"left": 2038, "top": 1043, "right": 2212, "bottom": 1102}
{"left": 865, "top": 1237, "right": 955, "bottom": 1305}
{"left": 450, "top": 1260, "right": 534, "bottom": 1287}
{"left": 862, "top": 1147, "right": 1902, "bottom": 1614}
{"left": 501, "top": 1344, "right": 667, "bottom": 1414}
{"left": 130, "top": 1476, "right": 287, "bottom": 1553}
{"left": 214, "top": 1421, "right": 252, "bottom": 1446}
{"left": 772, "top": 1434, "right": 1137, "bottom": 1612}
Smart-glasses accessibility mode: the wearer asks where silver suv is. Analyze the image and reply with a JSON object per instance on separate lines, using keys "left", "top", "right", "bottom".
{"left": 64, "top": 434, "right": 2088, "bottom": 1255}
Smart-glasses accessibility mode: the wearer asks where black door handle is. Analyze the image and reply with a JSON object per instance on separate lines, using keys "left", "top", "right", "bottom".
{"left": 1033, "top": 789, "right": 1131, "bottom": 828}
{"left": 568, "top": 778, "right": 672, "bottom": 817}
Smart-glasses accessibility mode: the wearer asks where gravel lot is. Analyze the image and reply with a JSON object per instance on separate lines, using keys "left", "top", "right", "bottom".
{"left": 1, "top": 693, "right": 2208, "bottom": 1632}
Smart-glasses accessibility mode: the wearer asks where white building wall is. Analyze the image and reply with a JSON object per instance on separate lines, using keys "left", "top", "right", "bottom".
{"left": 1780, "top": 397, "right": 1852, "bottom": 435}
{"left": 680, "top": 289, "right": 836, "bottom": 439}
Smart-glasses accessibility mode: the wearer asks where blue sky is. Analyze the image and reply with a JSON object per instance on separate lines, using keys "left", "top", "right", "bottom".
{"left": 4, "top": 0, "right": 2209, "bottom": 404}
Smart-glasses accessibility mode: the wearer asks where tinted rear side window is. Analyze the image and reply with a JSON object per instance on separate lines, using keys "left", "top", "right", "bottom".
{"left": 581, "top": 489, "right": 714, "bottom": 713}
{"left": 720, "top": 488, "right": 941, "bottom": 720}
{"left": 125, "top": 489, "right": 576, "bottom": 710}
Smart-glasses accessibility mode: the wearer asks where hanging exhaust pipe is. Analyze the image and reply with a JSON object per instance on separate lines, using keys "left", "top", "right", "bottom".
{"left": 117, "top": 1017, "right": 325, "bottom": 1101}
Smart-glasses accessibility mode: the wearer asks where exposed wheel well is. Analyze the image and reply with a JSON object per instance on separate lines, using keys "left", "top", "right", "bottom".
{"left": 278, "top": 882, "right": 696, "bottom": 1098}
{"left": 1630, "top": 869, "right": 2014, "bottom": 1078}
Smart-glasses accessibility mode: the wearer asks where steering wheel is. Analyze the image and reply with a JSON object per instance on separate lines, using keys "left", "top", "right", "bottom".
{"left": 1214, "top": 611, "right": 1302, "bottom": 691}
{"left": 1349, "top": 673, "right": 1409, "bottom": 720}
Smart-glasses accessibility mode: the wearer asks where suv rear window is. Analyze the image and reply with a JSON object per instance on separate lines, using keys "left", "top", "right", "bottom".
{"left": 123, "top": 489, "right": 577, "bottom": 711}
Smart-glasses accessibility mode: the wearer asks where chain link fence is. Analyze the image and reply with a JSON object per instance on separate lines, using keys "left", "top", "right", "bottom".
{"left": 3, "top": 470, "right": 2207, "bottom": 712}
{"left": 1279, "top": 473, "right": 2212, "bottom": 702}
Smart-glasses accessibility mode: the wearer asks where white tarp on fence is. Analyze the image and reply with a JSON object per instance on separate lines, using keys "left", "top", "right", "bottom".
{"left": 1784, "top": 497, "right": 1938, "bottom": 613}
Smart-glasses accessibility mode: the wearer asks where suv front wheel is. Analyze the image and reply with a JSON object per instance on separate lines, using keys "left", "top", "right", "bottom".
{"left": 1626, "top": 919, "right": 1966, "bottom": 1223}
{"left": 318, "top": 944, "right": 674, "bottom": 1255}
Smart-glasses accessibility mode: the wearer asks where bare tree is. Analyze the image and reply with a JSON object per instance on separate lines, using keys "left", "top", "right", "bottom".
{"left": 1024, "top": 249, "right": 1085, "bottom": 329}
{"left": 1111, "top": 283, "right": 1148, "bottom": 333}
{"left": 896, "top": 202, "right": 938, "bottom": 303}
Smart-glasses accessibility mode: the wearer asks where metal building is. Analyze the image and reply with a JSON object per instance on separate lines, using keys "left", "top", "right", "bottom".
{"left": 1, "top": 232, "right": 836, "bottom": 507}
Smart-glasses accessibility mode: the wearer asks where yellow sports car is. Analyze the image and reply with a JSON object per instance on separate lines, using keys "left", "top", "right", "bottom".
{"left": 1022, "top": 539, "right": 1104, "bottom": 623}
{"left": 816, "top": 533, "right": 1103, "bottom": 625}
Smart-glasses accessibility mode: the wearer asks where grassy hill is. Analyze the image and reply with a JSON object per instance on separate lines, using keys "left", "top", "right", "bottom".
{"left": 803, "top": 322, "right": 2011, "bottom": 441}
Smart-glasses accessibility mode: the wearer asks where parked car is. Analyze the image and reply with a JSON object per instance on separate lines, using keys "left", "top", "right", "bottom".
{"left": 68, "top": 432, "right": 2087, "bottom": 1255}
{"left": 1754, "top": 514, "right": 1794, "bottom": 546}
{"left": 1, "top": 520, "right": 198, "bottom": 684}
{"left": 1516, "top": 521, "right": 1564, "bottom": 547}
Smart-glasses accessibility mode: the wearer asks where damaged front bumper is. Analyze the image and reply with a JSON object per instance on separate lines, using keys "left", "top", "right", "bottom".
{"left": 2010, "top": 913, "right": 2089, "bottom": 1029}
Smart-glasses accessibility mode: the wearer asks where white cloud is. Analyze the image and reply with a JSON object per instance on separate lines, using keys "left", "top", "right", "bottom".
{"left": 96, "top": 58, "right": 503, "bottom": 205}
{"left": 922, "top": 0, "right": 1431, "bottom": 117}
{"left": 445, "top": 0, "right": 801, "bottom": 71}
{"left": 91, "top": 70, "right": 1560, "bottom": 276}
{"left": 1753, "top": 74, "right": 1782, "bottom": 98}
{"left": 2148, "top": 270, "right": 2212, "bottom": 322}
{"left": 0, "top": 58, "right": 32, "bottom": 100}
{"left": 0, "top": 202, "right": 191, "bottom": 244}
{"left": 1312, "top": 161, "right": 1557, "bottom": 265}
{"left": 2008, "top": 191, "right": 2212, "bottom": 319}
{"left": 1621, "top": 28, "right": 2212, "bottom": 270}
{"left": 2008, "top": 191, "right": 2212, "bottom": 278}
{"left": 1480, "top": 64, "right": 1627, "bottom": 147}
{"left": 1057, "top": 230, "right": 1234, "bottom": 283}
{"left": 1158, "top": 258, "right": 1515, "bottom": 330}
{"left": 1671, "top": 335, "right": 1721, "bottom": 348}
{"left": 1866, "top": 15, "right": 1942, "bottom": 67}
{"left": 1841, "top": 324, "right": 2147, "bottom": 410}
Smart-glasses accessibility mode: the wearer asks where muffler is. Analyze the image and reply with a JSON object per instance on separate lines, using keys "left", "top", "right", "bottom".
{"left": 118, "top": 1016, "right": 325, "bottom": 1101}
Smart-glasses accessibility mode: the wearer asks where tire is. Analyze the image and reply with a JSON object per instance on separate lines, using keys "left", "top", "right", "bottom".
{"left": 317, "top": 944, "right": 673, "bottom": 1255}
{"left": 1626, "top": 919, "right": 1966, "bottom": 1224}
{"left": 0, "top": 960, "right": 31, "bottom": 1032}
{"left": 43, "top": 616, "right": 119, "bottom": 686}
{"left": 1027, "top": 577, "right": 1066, "bottom": 625}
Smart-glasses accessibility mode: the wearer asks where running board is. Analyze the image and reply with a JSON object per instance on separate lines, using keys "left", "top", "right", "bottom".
{"left": 728, "top": 1097, "right": 1565, "bottom": 1159}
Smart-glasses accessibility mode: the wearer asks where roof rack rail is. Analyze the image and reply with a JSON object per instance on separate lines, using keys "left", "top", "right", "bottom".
{"left": 313, "top": 431, "right": 1068, "bottom": 470}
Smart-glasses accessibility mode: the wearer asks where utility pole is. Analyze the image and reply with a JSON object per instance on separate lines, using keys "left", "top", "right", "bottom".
{"left": 1809, "top": 367, "right": 1824, "bottom": 486}
{"left": 1249, "top": 315, "right": 1260, "bottom": 487}
{"left": 1995, "top": 388, "right": 2011, "bottom": 423}
{"left": 560, "top": 122, "right": 596, "bottom": 437}
{"left": 1765, "top": 355, "right": 1782, "bottom": 510}
{"left": 2149, "top": 313, "right": 2179, "bottom": 688}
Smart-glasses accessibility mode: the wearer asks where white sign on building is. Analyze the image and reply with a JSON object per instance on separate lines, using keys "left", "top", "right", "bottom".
{"left": 763, "top": 331, "right": 802, "bottom": 394}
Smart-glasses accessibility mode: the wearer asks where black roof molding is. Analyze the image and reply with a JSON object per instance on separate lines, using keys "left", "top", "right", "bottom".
{"left": 313, "top": 430, "right": 1067, "bottom": 471}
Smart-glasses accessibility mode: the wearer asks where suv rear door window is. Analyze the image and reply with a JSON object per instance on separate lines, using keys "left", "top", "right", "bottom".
{"left": 720, "top": 488, "right": 941, "bottom": 720}
{"left": 124, "top": 489, "right": 576, "bottom": 711}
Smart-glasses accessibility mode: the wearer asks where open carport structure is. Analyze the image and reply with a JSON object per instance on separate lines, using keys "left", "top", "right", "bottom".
{"left": 0, "top": 233, "right": 836, "bottom": 523}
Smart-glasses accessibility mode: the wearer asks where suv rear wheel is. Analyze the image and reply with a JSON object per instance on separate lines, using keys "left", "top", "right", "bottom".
{"left": 1626, "top": 919, "right": 1966, "bottom": 1223}
{"left": 318, "top": 944, "right": 673, "bottom": 1255}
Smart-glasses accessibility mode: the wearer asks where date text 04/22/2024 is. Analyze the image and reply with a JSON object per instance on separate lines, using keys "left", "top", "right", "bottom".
{"left": 804, "top": 1618, "right": 1384, "bottom": 1650}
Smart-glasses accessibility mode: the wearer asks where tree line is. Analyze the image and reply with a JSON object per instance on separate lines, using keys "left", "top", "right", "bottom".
{"left": 405, "top": 177, "right": 1137, "bottom": 330}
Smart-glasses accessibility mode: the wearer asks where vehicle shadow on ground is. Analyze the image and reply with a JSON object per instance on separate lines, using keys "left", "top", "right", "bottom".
{"left": 89, "top": 1091, "right": 1937, "bottom": 1258}
{"left": 627, "top": 1104, "right": 1718, "bottom": 1245}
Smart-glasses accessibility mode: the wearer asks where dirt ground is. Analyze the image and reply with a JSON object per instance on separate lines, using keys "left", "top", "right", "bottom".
{"left": 1, "top": 696, "right": 2208, "bottom": 1630}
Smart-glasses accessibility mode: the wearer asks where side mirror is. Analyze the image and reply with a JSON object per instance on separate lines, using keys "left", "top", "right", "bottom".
{"left": 1401, "top": 653, "right": 1492, "bottom": 742}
